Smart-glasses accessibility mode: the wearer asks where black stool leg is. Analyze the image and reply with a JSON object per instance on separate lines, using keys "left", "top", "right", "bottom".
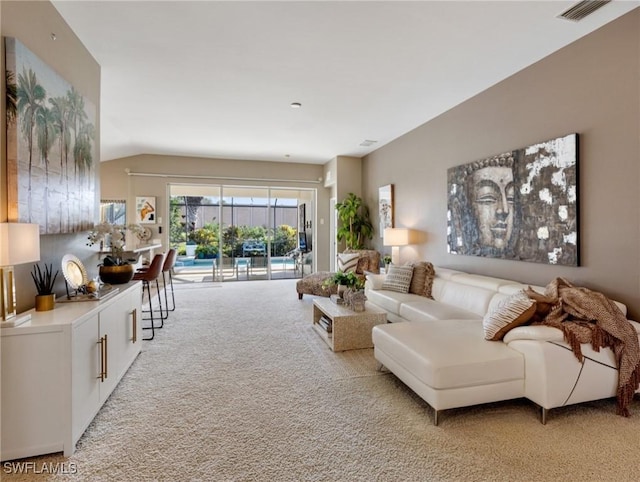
{"left": 141, "top": 281, "right": 155, "bottom": 340}
{"left": 167, "top": 270, "right": 176, "bottom": 311}
{"left": 162, "top": 271, "right": 170, "bottom": 316}
{"left": 156, "top": 272, "right": 169, "bottom": 320}
{"left": 149, "top": 273, "right": 171, "bottom": 320}
{"left": 155, "top": 278, "right": 166, "bottom": 324}
{"left": 141, "top": 279, "right": 165, "bottom": 326}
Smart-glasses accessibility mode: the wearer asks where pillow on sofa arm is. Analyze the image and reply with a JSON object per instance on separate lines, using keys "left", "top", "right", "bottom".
{"left": 337, "top": 252, "right": 360, "bottom": 273}
{"left": 408, "top": 261, "right": 436, "bottom": 299}
{"left": 364, "top": 272, "right": 386, "bottom": 290}
{"left": 483, "top": 290, "right": 537, "bottom": 341}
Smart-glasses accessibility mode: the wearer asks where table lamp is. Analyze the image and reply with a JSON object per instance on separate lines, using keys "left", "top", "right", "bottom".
{"left": 0, "top": 223, "right": 41, "bottom": 328}
{"left": 383, "top": 227, "right": 410, "bottom": 265}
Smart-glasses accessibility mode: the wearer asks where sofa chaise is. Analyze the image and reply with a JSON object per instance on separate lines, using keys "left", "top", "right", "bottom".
{"left": 366, "top": 267, "right": 640, "bottom": 425}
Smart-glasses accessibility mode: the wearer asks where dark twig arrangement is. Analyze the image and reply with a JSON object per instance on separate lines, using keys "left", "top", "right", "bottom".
{"left": 31, "top": 263, "right": 59, "bottom": 295}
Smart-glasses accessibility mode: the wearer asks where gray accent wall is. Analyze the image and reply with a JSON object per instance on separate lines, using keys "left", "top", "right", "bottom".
{"left": 1, "top": 1, "right": 101, "bottom": 312}
{"left": 362, "top": 9, "right": 640, "bottom": 317}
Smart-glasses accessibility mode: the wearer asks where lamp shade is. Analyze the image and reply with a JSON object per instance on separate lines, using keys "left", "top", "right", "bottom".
{"left": 383, "top": 227, "right": 410, "bottom": 247}
{"left": 0, "top": 223, "right": 41, "bottom": 266}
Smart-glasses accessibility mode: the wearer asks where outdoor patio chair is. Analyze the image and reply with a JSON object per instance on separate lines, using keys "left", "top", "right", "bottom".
{"left": 235, "top": 257, "right": 251, "bottom": 279}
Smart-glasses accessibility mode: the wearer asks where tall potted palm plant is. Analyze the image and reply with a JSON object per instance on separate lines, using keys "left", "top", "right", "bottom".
{"left": 335, "top": 193, "right": 374, "bottom": 249}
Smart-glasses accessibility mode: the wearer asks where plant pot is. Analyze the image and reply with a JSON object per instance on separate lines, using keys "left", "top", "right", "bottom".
{"left": 185, "top": 244, "right": 197, "bottom": 256}
{"left": 99, "top": 264, "right": 135, "bottom": 285}
{"left": 35, "top": 294, "right": 55, "bottom": 312}
{"left": 337, "top": 284, "right": 347, "bottom": 299}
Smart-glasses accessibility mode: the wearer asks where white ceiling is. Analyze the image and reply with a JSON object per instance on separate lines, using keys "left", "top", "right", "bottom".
{"left": 51, "top": 0, "right": 639, "bottom": 165}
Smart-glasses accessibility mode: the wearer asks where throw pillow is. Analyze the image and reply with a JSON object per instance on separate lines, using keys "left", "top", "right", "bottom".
{"left": 408, "top": 261, "right": 436, "bottom": 299}
{"left": 483, "top": 290, "right": 537, "bottom": 341}
{"left": 423, "top": 263, "right": 436, "bottom": 299}
{"left": 381, "top": 265, "right": 414, "bottom": 294}
{"left": 337, "top": 252, "right": 360, "bottom": 273}
{"left": 351, "top": 250, "right": 380, "bottom": 274}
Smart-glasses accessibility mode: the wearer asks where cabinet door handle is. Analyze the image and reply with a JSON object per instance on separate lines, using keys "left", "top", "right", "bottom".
{"left": 132, "top": 308, "right": 137, "bottom": 343}
{"left": 97, "top": 336, "right": 105, "bottom": 382}
{"left": 104, "top": 334, "right": 108, "bottom": 380}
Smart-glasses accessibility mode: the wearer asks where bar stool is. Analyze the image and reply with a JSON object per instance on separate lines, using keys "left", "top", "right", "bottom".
{"left": 133, "top": 253, "right": 165, "bottom": 340}
{"left": 161, "top": 248, "right": 177, "bottom": 313}
{"left": 136, "top": 249, "right": 176, "bottom": 318}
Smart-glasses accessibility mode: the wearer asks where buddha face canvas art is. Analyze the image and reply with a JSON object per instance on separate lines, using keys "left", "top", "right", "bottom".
{"left": 447, "top": 133, "right": 578, "bottom": 266}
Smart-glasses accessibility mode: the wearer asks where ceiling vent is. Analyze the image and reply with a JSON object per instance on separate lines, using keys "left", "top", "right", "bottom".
{"left": 359, "top": 139, "right": 378, "bottom": 147}
{"left": 558, "top": 0, "right": 611, "bottom": 21}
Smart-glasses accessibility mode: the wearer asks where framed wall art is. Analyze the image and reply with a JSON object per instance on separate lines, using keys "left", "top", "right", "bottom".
{"left": 5, "top": 37, "right": 97, "bottom": 234}
{"left": 136, "top": 196, "right": 156, "bottom": 224}
{"left": 378, "top": 184, "right": 394, "bottom": 237}
{"left": 447, "top": 133, "right": 579, "bottom": 266}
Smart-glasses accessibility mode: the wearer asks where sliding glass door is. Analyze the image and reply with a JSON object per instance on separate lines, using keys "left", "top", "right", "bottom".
{"left": 169, "top": 184, "right": 312, "bottom": 282}
{"left": 220, "top": 187, "right": 270, "bottom": 281}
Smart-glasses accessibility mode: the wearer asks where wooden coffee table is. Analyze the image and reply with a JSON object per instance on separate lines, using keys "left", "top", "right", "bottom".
{"left": 312, "top": 297, "right": 387, "bottom": 352}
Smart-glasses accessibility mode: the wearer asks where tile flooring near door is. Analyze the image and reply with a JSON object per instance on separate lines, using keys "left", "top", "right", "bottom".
{"left": 312, "top": 297, "right": 387, "bottom": 352}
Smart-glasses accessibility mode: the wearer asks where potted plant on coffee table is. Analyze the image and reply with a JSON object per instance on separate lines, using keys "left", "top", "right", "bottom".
{"left": 31, "top": 263, "right": 59, "bottom": 311}
{"left": 323, "top": 271, "right": 364, "bottom": 299}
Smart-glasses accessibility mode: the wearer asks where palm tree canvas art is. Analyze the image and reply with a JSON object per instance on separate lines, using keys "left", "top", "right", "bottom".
{"left": 5, "top": 37, "right": 96, "bottom": 234}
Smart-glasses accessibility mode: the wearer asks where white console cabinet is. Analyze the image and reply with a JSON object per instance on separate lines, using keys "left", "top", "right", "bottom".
{"left": 1, "top": 282, "right": 142, "bottom": 461}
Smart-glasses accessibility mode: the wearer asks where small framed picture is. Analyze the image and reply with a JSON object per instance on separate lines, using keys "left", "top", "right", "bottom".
{"left": 378, "top": 184, "right": 394, "bottom": 237}
{"left": 136, "top": 196, "right": 156, "bottom": 224}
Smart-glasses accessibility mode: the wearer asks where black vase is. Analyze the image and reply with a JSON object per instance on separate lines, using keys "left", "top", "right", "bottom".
{"left": 99, "top": 264, "right": 135, "bottom": 284}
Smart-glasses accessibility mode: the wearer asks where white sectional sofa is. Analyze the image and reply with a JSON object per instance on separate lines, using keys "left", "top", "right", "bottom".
{"left": 366, "top": 267, "right": 640, "bottom": 425}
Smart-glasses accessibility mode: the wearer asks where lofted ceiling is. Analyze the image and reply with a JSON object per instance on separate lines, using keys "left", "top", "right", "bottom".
{"left": 51, "top": 0, "right": 639, "bottom": 164}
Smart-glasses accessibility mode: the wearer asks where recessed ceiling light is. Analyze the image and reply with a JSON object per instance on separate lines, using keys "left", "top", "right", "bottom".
{"left": 290, "top": 102, "right": 302, "bottom": 108}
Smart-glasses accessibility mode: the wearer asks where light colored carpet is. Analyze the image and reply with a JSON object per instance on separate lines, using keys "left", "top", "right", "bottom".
{"left": 5, "top": 279, "right": 640, "bottom": 481}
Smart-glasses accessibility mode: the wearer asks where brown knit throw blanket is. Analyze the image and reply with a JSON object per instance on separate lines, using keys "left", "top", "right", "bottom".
{"left": 528, "top": 278, "right": 640, "bottom": 416}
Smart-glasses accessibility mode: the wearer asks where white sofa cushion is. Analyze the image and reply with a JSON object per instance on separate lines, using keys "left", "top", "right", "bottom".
{"left": 433, "top": 267, "right": 466, "bottom": 280}
{"left": 400, "top": 299, "right": 481, "bottom": 322}
{"left": 366, "top": 289, "right": 419, "bottom": 316}
{"left": 447, "top": 273, "right": 520, "bottom": 292}
{"left": 372, "top": 320, "right": 524, "bottom": 390}
{"left": 435, "top": 281, "right": 497, "bottom": 317}
{"left": 364, "top": 272, "right": 385, "bottom": 290}
{"left": 503, "top": 319, "right": 640, "bottom": 343}
{"left": 503, "top": 325, "right": 565, "bottom": 343}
